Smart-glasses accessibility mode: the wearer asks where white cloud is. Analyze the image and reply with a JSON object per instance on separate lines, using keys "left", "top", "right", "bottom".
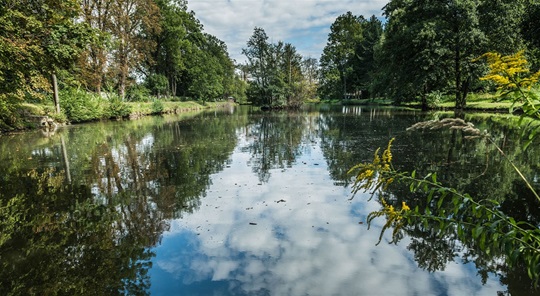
{"left": 151, "top": 124, "right": 505, "bottom": 295}
{"left": 187, "top": 0, "right": 389, "bottom": 62}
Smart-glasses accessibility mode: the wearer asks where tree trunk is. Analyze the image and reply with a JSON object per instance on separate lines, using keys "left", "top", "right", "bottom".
{"left": 119, "top": 62, "right": 127, "bottom": 100}
{"left": 454, "top": 36, "right": 466, "bottom": 110}
{"left": 52, "top": 72, "right": 60, "bottom": 114}
{"left": 421, "top": 83, "right": 428, "bottom": 111}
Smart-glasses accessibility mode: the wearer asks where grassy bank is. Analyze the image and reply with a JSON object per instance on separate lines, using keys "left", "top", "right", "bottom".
{"left": 432, "top": 92, "right": 514, "bottom": 111}
{"left": 2, "top": 99, "right": 233, "bottom": 134}
{"left": 127, "top": 101, "right": 232, "bottom": 118}
{"left": 319, "top": 89, "right": 540, "bottom": 113}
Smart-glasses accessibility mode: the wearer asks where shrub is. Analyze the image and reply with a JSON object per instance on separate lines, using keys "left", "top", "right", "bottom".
{"left": 126, "top": 84, "right": 151, "bottom": 102}
{"left": 60, "top": 88, "right": 105, "bottom": 122}
{"left": 151, "top": 99, "right": 164, "bottom": 114}
{"left": 0, "top": 95, "right": 20, "bottom": 131}
{"left": 106, "top": 93, "right": 132, "bottom": 118}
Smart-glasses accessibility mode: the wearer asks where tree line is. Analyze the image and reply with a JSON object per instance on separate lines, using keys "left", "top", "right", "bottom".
{"left": 3, "top": 0, "right": 540, "bottom": 129}
{"left": 0, "top": 0, "right": 246, "bottom": 129}
{"left": 318, "top": 1, "right": 540, "bottom": 110}
{"left": 242, "top": 27, "right": 319, "bottom": 109}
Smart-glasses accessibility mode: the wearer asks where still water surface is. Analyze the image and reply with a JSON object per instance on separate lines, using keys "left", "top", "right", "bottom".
{"left": 1, "top": 105, "right": 539, "bottom": 295}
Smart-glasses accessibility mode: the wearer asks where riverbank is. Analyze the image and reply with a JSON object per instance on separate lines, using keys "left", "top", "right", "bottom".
{"left": 1, "top": 100, "right": 235, "bottom": 135}
{"left": 319, "top": 94, "right": 516, "bottom": 113}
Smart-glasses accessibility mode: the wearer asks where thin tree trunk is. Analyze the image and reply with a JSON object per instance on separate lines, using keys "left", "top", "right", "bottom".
{"left": 421, "top": 83, "right": 428, "bottom": 111}
{"left": 52, "top": 72, "right": 60, "bottom": 114}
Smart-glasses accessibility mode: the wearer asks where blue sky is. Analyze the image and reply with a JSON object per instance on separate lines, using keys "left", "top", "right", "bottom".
{"left": 187, "top": 0, "right": 389, "bottom": 63}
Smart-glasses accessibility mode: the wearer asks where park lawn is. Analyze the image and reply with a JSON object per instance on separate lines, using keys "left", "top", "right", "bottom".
{"left": 436, "top": 100, "right": 513, "bottom": 111}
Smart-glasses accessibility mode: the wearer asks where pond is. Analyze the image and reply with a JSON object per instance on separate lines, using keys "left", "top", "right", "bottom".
{"left": 0, "top": 105, "right": 539, "bottom": 295}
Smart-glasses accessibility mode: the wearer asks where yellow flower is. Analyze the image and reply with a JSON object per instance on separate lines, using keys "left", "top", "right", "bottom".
{"left": 479, "top": 50, "right": 539, "bottom": 90}
{"left": 402, "top": 202, "right": 410, "bottom": 211}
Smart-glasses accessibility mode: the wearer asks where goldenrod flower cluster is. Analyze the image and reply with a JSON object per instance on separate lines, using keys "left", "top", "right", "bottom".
{"left": 380, "top": 199, "right": 411, "bottom": 221}
{"left": 479, "top": 50, "right": 540, "bottom": 90}
{"left": 401, "top": 201, "right": 410, "bottom": 211}
{"left": 350, "top": 139, "right": 413, "bottom": 245}
{"left": 348, "top": 138, "right": 395, "bottom": 196}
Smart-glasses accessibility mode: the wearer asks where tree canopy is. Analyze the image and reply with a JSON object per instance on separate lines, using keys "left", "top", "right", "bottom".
{"left": 242, "top": 27, "right": 313, "bottom": 108}
{"left": 318, "top": 1, "right": 537, "bottom": 109}
{"left": 0, "top": 0, "right": 245, "bottom": 130}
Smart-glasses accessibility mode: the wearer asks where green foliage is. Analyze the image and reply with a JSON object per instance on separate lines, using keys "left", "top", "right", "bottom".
{"left": 425, "top": 91, "right": 444, "bottom": 109}
{"left": 0, "top": 1, "right": 88, "bottom": 127}
{"left": 60, "top": 88, "right": 106, "bottom": 122}
{"left": 318, "top": 12, "right": 366, "bottom": 100}
{"left": 126, "top": 84, "right": 151, "bottom": 102}
{"left": 351, "top": 118, "right": 540, "bottom": 283}
{"left": 151, "top": 99, "right": 164, "bottom": 114}
{"left": 350, "top": 134, "right": 540, "bottom": 279}
{"left": 60, "top": 88, "right": 132, "bottom": 122}
{"left": 146, "top": 74, "right": 169, "bottom": 97}
{"left": 0, "top": 166, "right": 158, "bottom": 295}
{"left": 0, "top": 95, "right": 21, "bottom": 131}
{"left": 106, "top": 94, "right": 132, "bottom": 118}
{"left": 243, "top": 27, "right": 309, "bottom": 108}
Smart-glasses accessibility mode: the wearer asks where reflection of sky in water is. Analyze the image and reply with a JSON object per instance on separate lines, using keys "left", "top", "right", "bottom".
{"left": 149, "top": 132, "right": 505, "bottom": 296}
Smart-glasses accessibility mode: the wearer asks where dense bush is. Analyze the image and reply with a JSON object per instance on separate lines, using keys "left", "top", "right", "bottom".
{"left": 151, "top": 99, "right": 164, "bottom": 114}
{"left": 106, "top": 94, "right": 132, "bottom": 118}
{"left": 60, "top": 88, "right": 106, "bottom": 122}
{"left": 0, "top": 95, "right": 20, "bottom": 131}
{"left": 126, "top": 84, "right": 151, "bottom": 102}
{"left": 60, "top": 88, "right": 132, "bottom": 122}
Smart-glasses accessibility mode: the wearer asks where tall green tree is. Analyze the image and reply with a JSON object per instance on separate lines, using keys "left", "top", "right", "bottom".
{"left": 351, "top": 15, "right": 383, "bottom": 99}
{"left": 151, "top": 0, "right": 190, "bottom": 97}
{"left": 301, "top": 57, "right": 319, "bottom": 101}
{"left": 108, "top": 0, "right": 161, "bottom": 99}
{"left": 185, "top": 33, "right": 234, "bottom": 102}
{"left": 381, "top": 0, "right": 456, "bottom": 107}
{"left": 380, "top": 0, "right": 527, "bottom": 109}
{"left": 79, "top": 0, "right": 112, "bottom": 94}
{"left": 281, "top": 43, "right": 305, "bottom": 107}
{"left": 522, "top": 2, "right": 540, "bottom": 69}
{"left": 319, "top": 12, "right": 364, "bottom": 100}
{"left": 479, "top": 0, "right": 525, "bottom": 55}
{"left": 243, "top": 27, "right": 308, "bottom": 108}
{"left": 243, "top": 27, "right": 272, "bottom": 106}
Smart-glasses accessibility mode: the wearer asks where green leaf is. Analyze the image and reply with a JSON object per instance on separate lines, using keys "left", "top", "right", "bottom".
{"left": 473, "top": 225, "right": 484, "bottom": 239}
{"left": 437, "top": 195, "right": 445, "bottom": 210}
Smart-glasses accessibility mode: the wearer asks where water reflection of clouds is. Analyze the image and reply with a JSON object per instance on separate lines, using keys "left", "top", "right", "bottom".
{"left": 150, "top": 134, "right": 505, "bottom": 296}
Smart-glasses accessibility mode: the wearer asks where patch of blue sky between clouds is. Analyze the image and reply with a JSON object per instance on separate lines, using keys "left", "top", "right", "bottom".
{"left": 187, "top": 0, "right": 389, "bottom": 63}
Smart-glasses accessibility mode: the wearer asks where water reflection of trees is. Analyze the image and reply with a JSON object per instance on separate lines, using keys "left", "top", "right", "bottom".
{"left": 0, "top": 110, "right": 244, "bottom": 294}
{"left": 0, "top": 169, "right": 156, "bottom": 295}
{"left": 318, "top": 107, "right": 426, "bottom": 186}
{"left": 319, "top": 109, "right": 540, "bottom": 295}
{"left": 243, "top": 111, "right": 317, "bottom": 183}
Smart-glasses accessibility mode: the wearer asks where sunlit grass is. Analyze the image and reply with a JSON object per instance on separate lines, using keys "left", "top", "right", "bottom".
{"left": 128, "top": 101, "right": 230, "bottom": 115}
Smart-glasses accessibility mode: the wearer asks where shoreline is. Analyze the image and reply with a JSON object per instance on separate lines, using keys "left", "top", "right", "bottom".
{"left": 0, "top": 101, "right": 235, "bottom": 136}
